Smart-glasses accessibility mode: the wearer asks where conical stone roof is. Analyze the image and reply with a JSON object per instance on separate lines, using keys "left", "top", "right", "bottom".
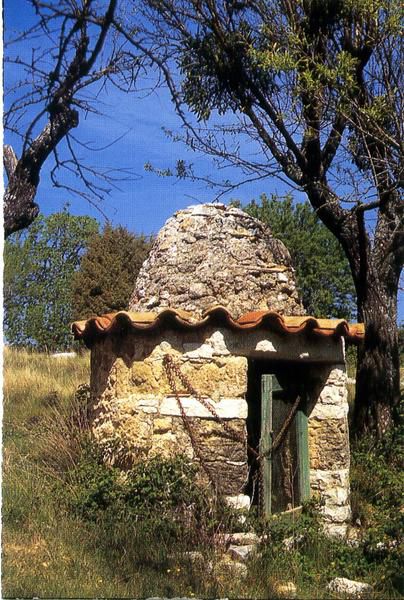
{"left": 129, "top": 203, "right": 305, "bottom": 318}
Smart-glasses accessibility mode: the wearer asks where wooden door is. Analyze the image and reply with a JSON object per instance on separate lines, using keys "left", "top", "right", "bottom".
{"left": 260, "top": 374, "right": 310, "bottom": 516}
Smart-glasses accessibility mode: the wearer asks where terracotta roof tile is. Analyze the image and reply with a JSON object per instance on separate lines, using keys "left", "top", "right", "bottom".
{"left": 72, "top": 306, "right": 364, "bottom": 347}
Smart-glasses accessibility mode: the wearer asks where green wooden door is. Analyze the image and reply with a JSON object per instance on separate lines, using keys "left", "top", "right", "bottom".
{"left": 260, "top": 374, "right": 310, "bottom": 516}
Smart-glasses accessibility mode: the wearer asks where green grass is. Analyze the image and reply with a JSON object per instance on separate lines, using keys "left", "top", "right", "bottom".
{"left": 2, "top": 347, "right": 403, "bottom": 599}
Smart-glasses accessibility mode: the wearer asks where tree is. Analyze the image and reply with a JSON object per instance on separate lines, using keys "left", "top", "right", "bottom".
{"left": 122, "top": 0, "right": 403, "bottom": 437}
{"left": 72, "top": 224, "right": 152, "bottom": 319}
{"left": 234, "top": 194, "right": 356, "bottom": 319}
{"left": 3, "top": 0, "right": 141, "bottom": 237}
{"left": 4, "top": 210, "right": 99, "bottom": 351}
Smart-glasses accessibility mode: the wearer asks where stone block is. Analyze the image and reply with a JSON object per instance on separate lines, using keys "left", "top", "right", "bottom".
{"left": 153, "top": 416, "right": 172, "bottom": 433}
{"left": 182, "top": 342, "right": 214, "bottom": 359}
{"left": 225, "top": 494, "right": 251, "bottom": 511}
{"left": 150, "top": 430, "right": 194, "bottom": 460}
{"left": 309, "top": 402, "right": 348, "bottom": 420}
{"left": 214, "top": 555, "right": 247, "bottom": 580}
{"left": 131, "top": 361, "right": 171, "bottom": 396}
{"left": 92, "top": 404, "right": 154, "bottom": 467}
{"left": 323, "top": 523, "right": 349, "bottom": 538}
{"left": 227, "top": 544, "right": 255, "bottom": 562}
{"left": 136, "top": 397, "right": 159, "bottom": 414}
{"left": 321, "top": 504, "right": 351, "bottom": 523}
{"left": 310, "top": 468, "right": 351, "bottom": 526}
{"left": 273, "top": 581, "right": 297, "bottom": 598}
{"left": 131, "top": 354, "right": 247, "bottom": 400}
{"left": 159, "top": 396, "right": 248, "bottom": 419}
{"left": 310, "top": 468, "right": 350, "bottom": 491}
{"left": 185, "top": 357, "right": 247, "bottom": 399}
{"left": 203, "top": 460, "right": 247, "bottom": 495}
{"left": 222, "top": 532, "right": 259, "bottom": 546}
{"left": 113, "top": 358, "right": 132, "bottom": 397}
{"left": 308, "top": 418, "right": 350, "bottom": 469}
{"left": 326, "top": 578, "right": 373, "bottom": 597}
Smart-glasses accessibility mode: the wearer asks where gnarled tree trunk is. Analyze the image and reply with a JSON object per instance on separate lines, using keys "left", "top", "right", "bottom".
{"left": 353, "top": 282, "right": 400, "bottom": 437}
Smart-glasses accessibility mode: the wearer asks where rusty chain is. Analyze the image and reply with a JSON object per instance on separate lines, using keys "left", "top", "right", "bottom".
{"left": 162, "top": 353, "right": 301, "bottom": 514}
{"left": 163, "top": 354, "right": 219, "bottom": 490}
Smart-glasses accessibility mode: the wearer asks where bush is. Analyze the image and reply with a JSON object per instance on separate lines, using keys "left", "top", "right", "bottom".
{"left": 64, "top": 447, "right": 221, "bottom": 543}
{"left": 350, "top": 422, "right": 404, "bottom": 591}
{"left": 67, "top": 441, "right": 123, "bottom": 521}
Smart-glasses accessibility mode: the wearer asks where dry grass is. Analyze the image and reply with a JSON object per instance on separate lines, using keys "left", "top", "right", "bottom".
{"left": 3, "top": 346, "right": 89, "bottom": 427}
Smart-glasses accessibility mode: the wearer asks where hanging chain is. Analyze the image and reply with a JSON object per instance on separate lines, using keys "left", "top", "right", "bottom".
{"left": 162, "top": 354, "right": 219, "bottom": 489}
{"left": 163, "top": 354, "right": 258, "bottom": 454}
{"left": 162, "top": 353, "right": 301, "bottom": 515}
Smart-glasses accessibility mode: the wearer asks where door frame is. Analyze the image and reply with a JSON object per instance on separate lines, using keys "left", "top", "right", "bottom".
{"left": 260, "top": 373, "right": 310, "bottom": 516}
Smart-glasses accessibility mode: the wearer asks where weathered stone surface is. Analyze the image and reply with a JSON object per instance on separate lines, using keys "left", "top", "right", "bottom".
{"left": 225, "top": 495, "right": 251, "bottom": 511}
{"left": 326, "top": 577, "right": 373, "bottom": 597}
{"left": 92, "top": 402, "right": 154, "bottom": 466}
{"left": 153, "top": 416, "right": 172, "bottom": 433}
{"left": 150, "top": 428, "right": 194, "bottom": 460}
{"left": 130, "top": 203, "right": 304, "bottom": 317}
{"left": 159, "top": 396, "right": 248, "bottom": 420}
{"left": 131, "top": 354, "right": 247, "bottom": 400}
{"left": 308, "top": 418, "right": 350, "bottom": 470}
{"left": 305, "top": 364, "right": 351, "bottom": 532}
{"left": 323, "top": 523, "right": 350, "bottom": 538}
{"left": 310, "top": 468, "right": 351, "bottom": 534}
{"left": 131, "top": 361, "right": 168, "bottom": 395}
{"left": 317, "top": 367, "right": 348, "bottom": 405}
{"left": 227, "top": 544, "right": 255, "bottom": 562}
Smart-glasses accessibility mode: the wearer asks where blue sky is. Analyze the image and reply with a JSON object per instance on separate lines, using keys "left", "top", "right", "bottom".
{"left": 4, "top": 1, "right": 403, "bottom": 321}
{"left": 4, "top": 0, "right": 299, "bottom": 236}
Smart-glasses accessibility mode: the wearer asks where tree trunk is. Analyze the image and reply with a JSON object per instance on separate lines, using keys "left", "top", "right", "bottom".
{"left": 3, "top": 108, "right": 79, "bottom": 238}
{"left": 4, "top": 171, "right": 39, "bottom": 237}
{"left": 353, "top": 279, "right": 401, "bottom": 438}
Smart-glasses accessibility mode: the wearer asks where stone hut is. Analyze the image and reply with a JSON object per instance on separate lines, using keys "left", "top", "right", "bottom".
{"left": 73, "top": 204, "right": 364, "bottom": 537}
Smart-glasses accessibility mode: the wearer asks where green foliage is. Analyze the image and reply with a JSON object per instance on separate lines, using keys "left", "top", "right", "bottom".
{"left": 248, "top": 503, "right": 367, "bottom": 590}
{"left": 72, "top": 224, "right": 152, "bottom": 319}
{"left": 66, "top": 448, "right": 215, "bottom": 542}
{"left": 123, "top": 456, "right": 201, "bottom": 515}
{"left": 4, "top": 210, "right": 99, "bottom": 351}
{"left": 235, "top": 194, "right": 356, "bottom": 319}
{"left": 348, "top": 424, "right": 404, "bottom": 591}
{"left": 67, "top": 441, "right": 123, "bottom": 521}
{"left": 351, "top": 425, "right": 404, "bottom": 546}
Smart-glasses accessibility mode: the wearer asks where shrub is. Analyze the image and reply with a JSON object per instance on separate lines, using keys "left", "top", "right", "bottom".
{"left": 67, "top": 441, "right": 123, "bottom": 521}
{"left": 350, "top": 421, "right": 404, "bottom": 591}
{"left": 64, "top": 448, "right": 217, "bottom": 541}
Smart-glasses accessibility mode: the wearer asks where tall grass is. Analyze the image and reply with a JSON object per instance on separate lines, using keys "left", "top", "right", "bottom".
{"left": 2, "top": 348, "right": 402, "bottom": 599}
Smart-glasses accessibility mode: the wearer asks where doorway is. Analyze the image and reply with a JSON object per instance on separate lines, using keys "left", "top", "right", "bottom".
{"left": 246, "top": 359, "right": 310, "bottom": 515}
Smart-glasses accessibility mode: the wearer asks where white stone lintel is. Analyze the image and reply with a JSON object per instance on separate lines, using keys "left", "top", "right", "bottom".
{"left": 160, "top": 396, "right": 248, "bottom": 419}
{"left": 309, "top": 403, "right": 348, "bottom": 420}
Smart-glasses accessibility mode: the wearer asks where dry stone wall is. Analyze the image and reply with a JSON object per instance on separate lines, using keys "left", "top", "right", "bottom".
{"left": 308, "top": 365, "right": 351, "bottom": 537}
{"left": 90, "top": 331, "right": 249, "bottom": 495}
{"left": 89, "top": 329, "right": 351, "bottom": 535}
{"left": 129, "top": 203, "right": 304, "bottom": 317}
